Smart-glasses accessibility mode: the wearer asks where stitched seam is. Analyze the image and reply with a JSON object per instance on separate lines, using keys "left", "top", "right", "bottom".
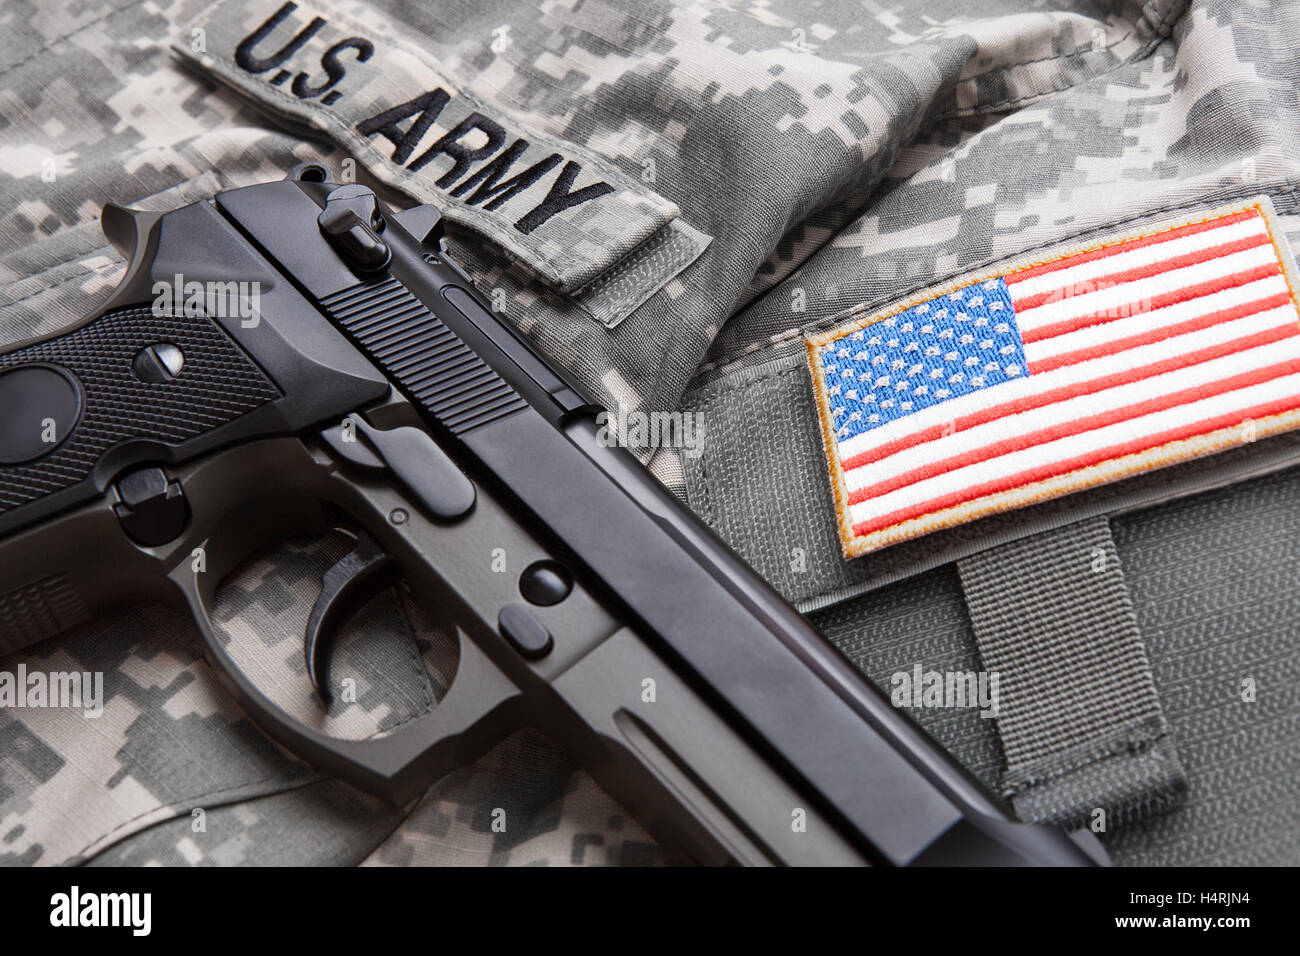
{"left": 0, "top": 242, "right": 114, "bottom": 290}
{"left": 689, "top": 364, "right": 809, "bottom": 413}
{"left": 648, "top": 312, "right": 685, "bottom": 419}
{"left": 695, "top": 440, "right": 714, "bottom": 530}
{"left": 1258, "top": 204, "right": 1300, "bottom": 314}
{"left": 72, "top": 767, "right": 322, "bottom": 860}
{"left": 936, "top": 0, "right": 1189, "bottom": 121}
{"left": 949, "top": 25, "right": 1136, "bottom": 89}
{"left": 805, "top": 183, "right": 1300, "bottom": 340}
{"left": 806, "top": 335, "right": 855, "bottom": 555}
{"left": 808, "top": 200, "right": 1274, "bottom": 347}
{"left": 694, "top": 181, "right": 1300, "bottom": 377}
{"left": 1001, "top": 731, "right": 1171, "bottom": 797}
{"left": 0, "top": 0, "right": 139, "bottom": 82}
{"left": 937, "top": 85, "right": 1075, "bottom": 120}
{"left": 3, "top": 168, "right": 226, "bottom": 267}
{"left": 387, "top": 589, "right": 436, "bottom": 710}
{"left": 1, "top": 267, "right": 109, "bottom": 310}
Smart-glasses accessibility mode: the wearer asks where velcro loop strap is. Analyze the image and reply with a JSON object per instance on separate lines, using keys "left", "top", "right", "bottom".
{"left": 956, "top": 516, "right": 1187, "bottom": 829}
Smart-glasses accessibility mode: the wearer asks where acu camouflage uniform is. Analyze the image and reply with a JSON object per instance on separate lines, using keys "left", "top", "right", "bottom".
{"left": 2, "top": 0, "right": 1298, "bottom": 865}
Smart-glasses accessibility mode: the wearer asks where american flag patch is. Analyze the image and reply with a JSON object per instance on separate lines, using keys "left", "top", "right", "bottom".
{"left": 807, "top": 197, "right": 1300, "bottom": 558}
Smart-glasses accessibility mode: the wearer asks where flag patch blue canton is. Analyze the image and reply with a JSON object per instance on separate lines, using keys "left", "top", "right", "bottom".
{"left": 822, "top": 279, "right": 1024, "bottom": 442}
{"left": 806, "top": 196, "right": 1300, "bottom": 558}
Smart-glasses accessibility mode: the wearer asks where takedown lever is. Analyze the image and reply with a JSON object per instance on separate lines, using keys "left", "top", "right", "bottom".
{"left": 320, "top": 414, "right": 477, "bottom": 523}
{"left": 306, "top": 414, "right": 477, "bottom": 701}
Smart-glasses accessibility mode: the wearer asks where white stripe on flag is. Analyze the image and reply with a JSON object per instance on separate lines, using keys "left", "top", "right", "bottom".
{"left": 1012, "top": 244, "right": 1281, "bottom": 333}
{"left": 1022, "top": 275, "right": 1290, "bottom": 365}
{"left": 842, "top": 337, "right": 1300, "bottom": 494}
{"left": 848, "top": 373, "right": 1300, "bottom": 526}
{"left": 834, "top": 302, "right": 1300, "bottom": 463}
{"left": 1006, "top": 216, "right": 1268, "bottom": 302}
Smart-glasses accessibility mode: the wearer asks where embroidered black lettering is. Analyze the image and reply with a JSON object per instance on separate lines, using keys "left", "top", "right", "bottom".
{"left": 514, "top": 161, "right": 614, "bottom": 234}
{"left": 408, "top": 112, "right": 507, "bottom": 186}
{"left": 356, "top": 90, "right": 450, "bottom": 166}
{"left": 291, "top": 36, "right": 372, "bottom": 99}
{"left": 235, "top": 1, "right": 325, "bottom": 74}
{"left": 450, "top": 140, "right": 563, "bottom": 211}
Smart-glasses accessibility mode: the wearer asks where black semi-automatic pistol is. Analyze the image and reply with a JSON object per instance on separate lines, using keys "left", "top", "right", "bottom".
{"left": 0, "top": 166, "right": 1108, "bottom": 866}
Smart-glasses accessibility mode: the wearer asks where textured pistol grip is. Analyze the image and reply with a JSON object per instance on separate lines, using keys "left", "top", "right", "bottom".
{"left": 0, "top": 304, "right": 280, "bottom": 519}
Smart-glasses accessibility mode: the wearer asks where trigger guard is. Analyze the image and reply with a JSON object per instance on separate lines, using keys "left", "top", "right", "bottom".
{"left": 174, "top": 548, "right": 524, "bottom": 805}
{"left": 155, "top": 441, "right": 527, "bottom": 804}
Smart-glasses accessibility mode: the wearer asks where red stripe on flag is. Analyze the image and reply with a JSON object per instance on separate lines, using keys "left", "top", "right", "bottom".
{"left": 851, "top": 394, "right": 1300, "bottom": 538}
{"left": 1027, "top": 291, "right": 1294, "bottom": 373}
{"left": 845, "top": 359, "right": 1300, "bottom": 505}
{"left": 1004, "top": 209, "right": 1261, "bottom": 286}
{"left": 838, "top": 320, "right": 1300, "bottom": 473}
{"left": 1010, "top": 233, "right": 1274, "bottom": 311}
{"left": 1020, "top": 263, "right": 1282, "bottom": 345}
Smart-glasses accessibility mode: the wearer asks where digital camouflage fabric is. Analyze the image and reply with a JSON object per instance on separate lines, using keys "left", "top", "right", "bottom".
{"left": 1, "top": 0, "right": 1298, "bottom": 865}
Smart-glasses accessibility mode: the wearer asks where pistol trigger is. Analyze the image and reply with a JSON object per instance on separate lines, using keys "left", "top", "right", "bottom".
{"left": 305, "top": 530, "right": 401, "bottom": 704}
